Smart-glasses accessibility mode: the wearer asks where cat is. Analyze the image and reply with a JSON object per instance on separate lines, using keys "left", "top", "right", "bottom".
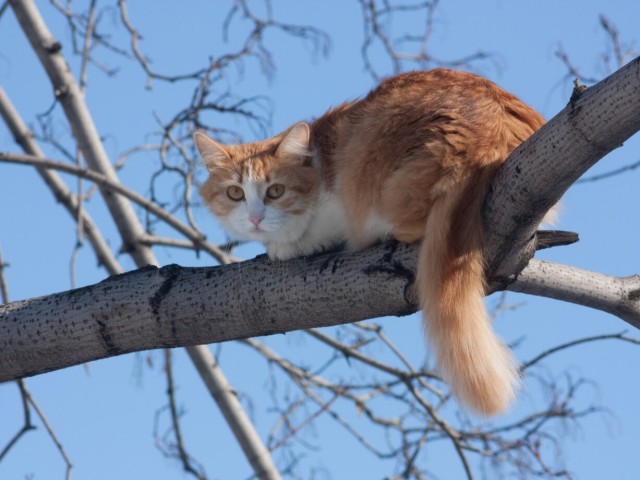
{"left": 195, "top": 68, "right": 550, "bottom": 416}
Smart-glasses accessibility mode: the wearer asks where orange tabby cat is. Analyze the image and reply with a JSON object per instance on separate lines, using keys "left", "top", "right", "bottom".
{"left": 195, "top": 69, "right": 548, "bottom": 416}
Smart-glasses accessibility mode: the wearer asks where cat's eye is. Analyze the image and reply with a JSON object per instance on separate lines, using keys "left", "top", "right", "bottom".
{"left": 266, "top": 184, "right": 285, "bottom": 200}
{"left": 226, "top": 186, "right": 245, "bottom": 201}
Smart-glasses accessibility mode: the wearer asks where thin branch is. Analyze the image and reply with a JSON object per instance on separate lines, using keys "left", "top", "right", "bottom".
{"left": 521, "top": 332, "right": 640, "bottom": 370}
{"left": 0, "top": 380, "right": 35, "bottom": 462}
{"left": 357, "top": 0, "right": 492, "bottom": 81}
{"left": 0, "top": 244, "right": 9, "bottom": 304}
{"left": 507, "top": 260, "right": 640, "bottom": 328}
{"left": 0, "top": 87, "right": 123, "bottom": 275}
{"left": 161, "top": 349, "right": 209, "bottom": 480}
{"left": 186, "top": 345, "right": 283, "bottom": 480}
{"left": 8, "top": 2, "right": 281, "bottom": 478}
{"left": 77, "top": 0, "right": 96, "bottom": 94}
{"left": 26, "top": 390, "right": 74, "bottom": 480}
{"left": 0, "top": 152, "right": 229, "bottom": 263}
{"left": 575, "top": 158, "right": 640, "bottom": 183}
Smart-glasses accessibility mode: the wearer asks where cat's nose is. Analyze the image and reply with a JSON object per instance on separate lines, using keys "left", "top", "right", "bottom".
{"left": 249, "top": 213, "right": 263, "bottom": 227}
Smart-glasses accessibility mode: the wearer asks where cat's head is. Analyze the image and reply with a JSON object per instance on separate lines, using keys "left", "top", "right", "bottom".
{"left": 195, "top": 123, "right": 320, "bottom": 246}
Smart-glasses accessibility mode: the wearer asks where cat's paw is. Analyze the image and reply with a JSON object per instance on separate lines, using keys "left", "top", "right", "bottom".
{"left": 266, "top": 243, "right": 299, "bottom": 261}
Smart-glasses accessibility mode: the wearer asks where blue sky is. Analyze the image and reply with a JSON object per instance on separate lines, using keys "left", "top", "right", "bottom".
{"left": 1, "top": 1, "right": 639, "bottom": 479}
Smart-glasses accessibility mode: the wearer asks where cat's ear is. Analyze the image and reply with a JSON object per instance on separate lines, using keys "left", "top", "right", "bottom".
{"left": 194, "top": 132, "right": 232, "bottom": 170}
{"left": 276, "top": 122, "right": 312, "bottom": 159}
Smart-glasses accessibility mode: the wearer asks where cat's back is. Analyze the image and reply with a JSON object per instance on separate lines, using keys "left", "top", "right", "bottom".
{"left": 328, "top": 69, "right": 544, "bottom": 174}
{"left": 319, "top": 69, "right": 545, "bottom": 233}
{"left": 361, "top": 69, "right": 542, "bottom": 130}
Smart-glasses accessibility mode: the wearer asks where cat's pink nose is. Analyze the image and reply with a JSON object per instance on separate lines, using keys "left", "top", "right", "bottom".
{"left": 249, "top": 214, "right": 263, "bottom": 227}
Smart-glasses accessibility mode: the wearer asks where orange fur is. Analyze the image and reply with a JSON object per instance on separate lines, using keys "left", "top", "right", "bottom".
{"left": 196, "top": 69, "right": 547, "bottom": 415}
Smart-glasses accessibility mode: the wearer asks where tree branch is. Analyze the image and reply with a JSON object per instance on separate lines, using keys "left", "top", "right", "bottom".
{"left": 508, "top": 260, "right": 640, "bottom": 328}
{"left": 0, "top": 151, "right": 229, "bottom": 262}
{"left": 1, "top": 242, "right": 637, "bottom": 382}
{"left": 483, "top": 55, "right": 640, "bottom": 290}
{"left": 0, "top": 88, "right": 122, "bottom": 274}
{"left": 7, "top": 1, "right": 280, "bottom": 477}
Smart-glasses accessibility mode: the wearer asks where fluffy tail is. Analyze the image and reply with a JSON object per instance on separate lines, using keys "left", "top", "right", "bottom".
{"left": 419, "top": 170, "right": 519, "bottom": 416}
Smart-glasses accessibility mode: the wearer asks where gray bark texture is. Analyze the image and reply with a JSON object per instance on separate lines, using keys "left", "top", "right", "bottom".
{"left": 2, "top": 244, "right": 639, "bottom": 382}
{"left": 0, "top": 243, "right": 416, "bottom": 381}
{"left": 483, "top": 55, "right": 640, "bottom": 289}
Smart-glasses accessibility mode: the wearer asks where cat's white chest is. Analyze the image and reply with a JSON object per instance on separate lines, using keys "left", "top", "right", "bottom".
{"left": 305, "top": 190, "right": 348, "bottom": 248}
{"left": 266, "top": 189, "right": 347, "bottom": 260}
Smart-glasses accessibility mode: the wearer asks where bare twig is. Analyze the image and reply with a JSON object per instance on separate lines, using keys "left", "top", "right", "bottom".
{"left": 522, "top": 332, "right": 640, "bottom": 370}
{"left": 0, "top": 152, "right": 229, "bottom": 263}
{"left": 8, "top": 2, "right": 281, "bottom": 478}
{"left": 0, "top": 244, "right": 9, "bottom": 304}
{"left": 556, "top": 15, "right": 636, "bottom": 84}
{"left": 576, "top": 158, "right": 640, "bottom": 183}
{"left": 26, "top": 390, "right": 74, "bottom": 480}
{"left": 357, "top": 0, "right": 492, "bottom": 81}
{"left": 0, "top": 380, "right": 35, "bottom": 462}
{"left": 158, "top": 349, "right": 208, "bottom": 480}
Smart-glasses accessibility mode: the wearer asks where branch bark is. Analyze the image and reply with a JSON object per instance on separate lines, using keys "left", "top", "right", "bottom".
{"left": 1, "top": 243, "right": 638, "bottom": 382}
{"left": 483, "top": 55, "right": 640, "bottom": 289}
{"left": 508, "top": 260, "right": 640, "bottom": 328}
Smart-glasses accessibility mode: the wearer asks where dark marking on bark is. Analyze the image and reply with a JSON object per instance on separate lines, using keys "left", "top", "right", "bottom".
{"left": 381, "top": 239, "right": 401, "bottom": 263}
{"left": 629, "top": 289, "right": 640, "bottom": 301}
{"left": 319, "top": 255, "right": 339, "bottom": 274}
{"left": 150, "top": 264, "right": 181, "bottom": 318}
{"left": 96, "top": 317, "right": 120, "bottom": 355}
{"left": 205, "top": 268, "right": 217, "bottom": 279}
{"left": 310, "top": 243, "right": 348, "bottom": 273}
{"left": 54, "top": 85, "right": 69, "bottom": 101}
{"left": 46, "top": 41, "right": 62, "bottom": 54}
{"left": 331, "top": 258, "right": 345, "bottom": 273}
{"left": 363, "top": 241, "right": 416, "bottom": 306}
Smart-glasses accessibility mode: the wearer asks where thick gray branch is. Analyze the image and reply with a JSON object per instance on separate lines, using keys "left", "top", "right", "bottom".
{"left": 484, "top": 56, "right": 640, "bottom": 288}
{"left": 0, "top": 243, "right": 415, "bottom": 381}
{"left": 1, "top": 243, "right": 638, "bottom": 382}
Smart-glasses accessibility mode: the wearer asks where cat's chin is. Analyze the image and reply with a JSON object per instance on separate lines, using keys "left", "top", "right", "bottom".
{"left": 236, "top": 229, "right": 298, "bottom": 248}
